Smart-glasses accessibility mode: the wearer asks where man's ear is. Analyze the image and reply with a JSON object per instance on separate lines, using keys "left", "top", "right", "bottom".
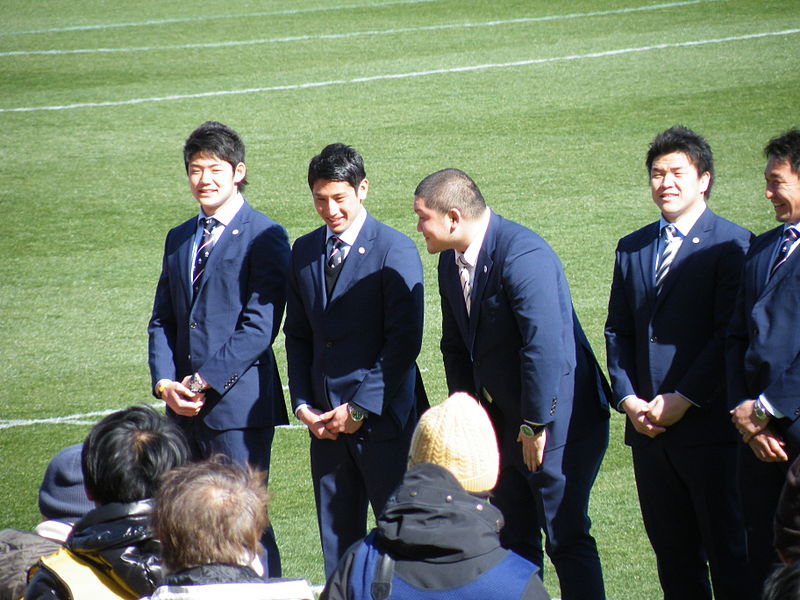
{"left": 447, "top": 208, "right": 462, "bottom": 233}
{"left": 357, "top": 178, "right": 369, "bottom": 202}
{"left": 234, "top": 162, "right": 246, "bottom": 186}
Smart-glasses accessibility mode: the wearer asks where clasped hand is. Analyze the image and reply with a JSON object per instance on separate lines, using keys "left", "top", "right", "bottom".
{"left": 622, "top": 393, "right": 691, "bottom": 438}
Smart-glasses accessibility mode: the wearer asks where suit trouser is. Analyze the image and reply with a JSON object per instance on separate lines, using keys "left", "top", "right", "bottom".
{"left": 632, "top": 441, "right": 753, "bottom": 600}
{"left": 737, "top": 442, "right": 791, "bottom": 592}
{"left": 492, "top": 422, "right": 608, "bottom": 600}
{"left": 310, "top": 429, "right": 412, "bottom": 578}
{"left": 183, "top": 419, "right": 281, "bottom": 577}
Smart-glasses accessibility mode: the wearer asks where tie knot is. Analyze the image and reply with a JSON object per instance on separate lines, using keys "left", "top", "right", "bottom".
{"left": 456, "top": 254, "right": 470, "bottom": 269}
{"left": 202, "top": 217, "right": 218, "bottom": 232}
{"left": 663, "top": 224, "right": 677, "bottom": 241}
{"left": 786, "top": 227, "right": 799, "bottom": 242}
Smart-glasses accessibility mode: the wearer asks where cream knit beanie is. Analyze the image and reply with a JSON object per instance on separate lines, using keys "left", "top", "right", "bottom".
{"left": 408, "top": 392, "right": 500, "bottom": 493}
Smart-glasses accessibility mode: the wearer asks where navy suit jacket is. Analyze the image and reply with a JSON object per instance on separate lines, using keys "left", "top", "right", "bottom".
{"left": 439, "top": 212, "right": 609, "bottom": 468}
{"left": 148, "top": 200, "right": 290, "bottom": 430}
{"left": 727, "top": 224, "right": 800, "bottom": 446}
{"left": 284, "top": 213, "right": 424, "bottom": 441}
{"left": 605, "top": 208, "right": 752, "bottom": 447}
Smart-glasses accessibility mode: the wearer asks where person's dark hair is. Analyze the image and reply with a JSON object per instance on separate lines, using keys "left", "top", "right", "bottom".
{"left": 183, "top": 121, "right": 248, "bottom": 190}
{"left": 765, "top": 129, "right": 800, "bottom": 176}
{"left": 81, "top": 405, "right": 188, "bottom": 505}
{"left": 646, "top": 125, "right": 714, "bottom": 199}
{"left": 763, "top": 562, "right": 800, "bottom": 600}
{"left": 152, "top": 456, "right": 269, "bottom": 572}
{"left": 307, "top": 143, "right": 366, "bottom": 190}
{"left": 414, "top": 168, "right": 487, "bottom": 219}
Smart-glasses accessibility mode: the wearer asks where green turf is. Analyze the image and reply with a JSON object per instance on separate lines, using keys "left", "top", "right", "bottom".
{"left": 1, "top": 1, "right": 799, "bottom": 597}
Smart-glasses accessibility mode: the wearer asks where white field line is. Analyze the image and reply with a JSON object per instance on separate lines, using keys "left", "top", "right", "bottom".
{"left": 1, "top": 1, "right": 715, "bottom": 58}
{"left": 0, "top": 396, "right": 306, "bottom": 430}
{"left": 1, "top": 28, "right": 797, "bottom": 115}
{"left": 0, "top": 0, "right": 440, "bottom": 37}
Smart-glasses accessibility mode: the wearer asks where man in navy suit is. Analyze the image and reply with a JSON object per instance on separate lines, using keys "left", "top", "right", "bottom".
{"left": 148, "top": 121, "right": 290, "bottom": 576}
{"left": 284, "top": 143, "right": 425, "bottom": 577}
{"left": 605, "top": 126, "right": 753, "bottom": 599}
{"left": 728, "top": 129, "right": 800, "bottom": 589}
{"left": 412, "top": 168, "right": 610, "bottom": 600}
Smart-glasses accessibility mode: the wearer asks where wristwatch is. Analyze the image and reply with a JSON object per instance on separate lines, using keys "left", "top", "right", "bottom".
{"left": 520, "top": 423, "right": 545, "bottom": 438}
{"left": 754, "top": 398, "right": 768, "bottom": 420}
{"left": 188, "top": 373, "right": 207, "bottom": 394}
{"left": 348, "top": 404, "right": 366, "bottom": 422}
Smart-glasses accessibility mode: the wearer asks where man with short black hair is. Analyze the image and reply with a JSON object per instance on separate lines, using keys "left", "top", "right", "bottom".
{"left": 413, "top": 168, "right": 610, "bottom": 600}
{"left": 148, "top": 121, "right": 290, "bottom": 575}
{"left": 285, "top": 143, "right": 425, "bottom": 576}
{"left": 728, "top": 128, "right": 800, "bottom": 589}
{"left": 605, "top": 125, "right": 753, "bottom": 599}
{"left": 26, "top": 405, "right": 189, "bottom": 600}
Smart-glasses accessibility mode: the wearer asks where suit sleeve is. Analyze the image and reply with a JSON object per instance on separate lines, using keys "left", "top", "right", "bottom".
{"left": 604, "top": 245, "right": 638, "bottom": 409}
{"left": 284, "top": 246, "right": 316, "bottom": 411}
{"left": 148, "top": 234, "right": 179, "bottom": 391}
{"left": 349, "top": 236, "right": 424, "bottom": 416}
{"left": 198, "top": 223, "right": 290, "bottom": 394}
{"left": 505, "top": 244, "right": 573, "bottom": 425}
{"left": 675, "top": 235, "right": 750, "bottom": 406}
{"left": 439, "top": 255, "right": 477, "bottom": 396}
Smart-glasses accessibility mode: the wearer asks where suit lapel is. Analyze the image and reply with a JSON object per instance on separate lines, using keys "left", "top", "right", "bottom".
{"left": 759, "top": 226, "right": 797, "bottom": 296}
{"left": 326, "top": 214, "right": 378, "bottom": 307}
{"left": 466, "top": 213, "right": 498, "bottom": 351}
{"left": 441, "top": 250, "right": 471, "bottom": 344}
{"left": 193, "top": 201, "right": 250, "bottom": 301}
{"left": 174, "top": 219, "right": 196, "bottom": 305}
{"left": 654, "top": 208, "right": 713, "bottom": 307}
{"left": 636, "top": 222, "right": 659, "bottom": 308}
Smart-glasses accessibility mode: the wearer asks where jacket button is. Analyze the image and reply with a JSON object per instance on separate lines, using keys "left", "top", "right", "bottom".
{"left": 325, "top": 341, "right": 333, "bottom": 348}
{"left": 650, "top": 335, "right": 658, "bottom": 343}
{"left": 190, "top": 322, "right": 198, "bottom": 329}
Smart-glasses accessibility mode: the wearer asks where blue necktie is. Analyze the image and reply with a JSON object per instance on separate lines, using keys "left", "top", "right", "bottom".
{"left": 192, "top": 217, "right": 218, "bottom": 297}
{"left": 770, "top": 227, "right": 799, "bottom": 279}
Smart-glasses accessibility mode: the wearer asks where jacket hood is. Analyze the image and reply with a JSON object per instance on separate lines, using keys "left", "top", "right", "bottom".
{"left": 376, "top": 463, "right": 504, "bottom": 564}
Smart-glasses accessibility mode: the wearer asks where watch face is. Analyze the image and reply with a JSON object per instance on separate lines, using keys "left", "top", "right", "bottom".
{"left": 520, "top": 424, "right": 535, "bottom": 438}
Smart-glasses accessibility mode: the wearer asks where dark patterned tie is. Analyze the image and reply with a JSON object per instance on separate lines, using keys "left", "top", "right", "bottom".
{"left": 770, "top": 227, "right": 799, "bottom": 279}
{"left": 327, "top": 236, "right": 345, "bottom": 271}
{"left": 655, "top": 224, "right": 679, "bottom": 293}
{"left": 192, "top": 217, "right": 218, "bottom": 297}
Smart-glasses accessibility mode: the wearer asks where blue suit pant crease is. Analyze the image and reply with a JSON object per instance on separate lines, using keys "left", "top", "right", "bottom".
{"left": 632, "top": 441, "right": 753, "bottom": 600}
{"left": 310, "top": 429, "right": 412, "bottom": 578}
{"left": 491, "top": 424, "right": 608, "bottom": 600}
{"left": 180, "top": 417, "right": 281, "bottom": 577}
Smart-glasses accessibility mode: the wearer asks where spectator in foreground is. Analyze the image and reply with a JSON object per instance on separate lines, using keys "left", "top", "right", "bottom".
{"left": 321, "top": 392, "right": 550, "bottom": 600}
{"left": 25, "top": 405, "right": 189, "bottom": 600}
{"left": 0, "top": 444, "right": 93, "bottom": 600}
{"left": 763, "top": 561, "right": 800, "bottom": 600}
{"left": 143, "top": 456, "right": 314, "bottom": 600}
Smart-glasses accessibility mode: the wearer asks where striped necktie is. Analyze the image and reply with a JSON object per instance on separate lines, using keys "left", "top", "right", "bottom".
{"left": 770, "top": 227, "right": 799, "bottom": 279}
{"left": 655, "top": 224, "right": 679, "bottom": 293}
{"left": 192, "top": 217, "right": 218, "bottom": 297}
{"left": 457, "top": 254, "right": 472, "bottom": 315}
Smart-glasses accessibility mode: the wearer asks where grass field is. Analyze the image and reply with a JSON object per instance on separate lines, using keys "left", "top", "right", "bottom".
{"left": 1, "top": 0, "right": 799, "bottom": 597}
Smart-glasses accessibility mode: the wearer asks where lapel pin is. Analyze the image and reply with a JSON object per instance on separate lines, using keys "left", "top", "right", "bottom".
{"left": 692, "top": 237, "right": 700, "bottom": 244}
{"left": 358, "top": 247, "right": 365, "bottom": 254}
{"left": 232, "top": 229, "right": 240, "bottom": 235}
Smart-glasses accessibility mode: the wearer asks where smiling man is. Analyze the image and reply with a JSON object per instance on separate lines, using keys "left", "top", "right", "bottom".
{"left": 728, "top": 128, "right": 800, "bottom": 590}
{"left": 148, "top": 121, "right": 290, "bottom": 576}
{"left": 605, "top": 125, "right": 753, "bottom": 599}
{"left": 284, "top": 143, "right": 425, "bottom": 577}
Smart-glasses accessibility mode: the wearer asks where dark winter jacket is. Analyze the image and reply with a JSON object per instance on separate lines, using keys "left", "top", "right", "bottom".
{"left": 25, "top": 500, "right": 162, "bottom": 600}
{"left": 142, "top": 564, "right": 315, "bottom": 599}
{"left": 321, "top": 463, "right": 549, "bottom": 599}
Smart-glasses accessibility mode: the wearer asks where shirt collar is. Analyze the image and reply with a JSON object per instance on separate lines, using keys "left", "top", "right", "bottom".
{"left": 659, "top": 203, "right": 706, "bottom": 238}
{"left": 455, "top": 208, "right": 492, "bottom": 268}
{"left": 198, "top": 192, "right": 244, "bottom": 227}
{"left": 326, "top": 206, "right": 367, "bottom": 246}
